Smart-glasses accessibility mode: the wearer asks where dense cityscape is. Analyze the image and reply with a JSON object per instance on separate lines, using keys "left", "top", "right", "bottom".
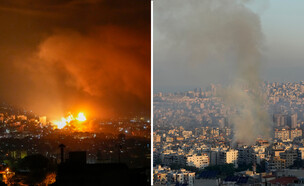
{"left": 0, "top": 103, "right": 150, "bottom": 185}
{"left": 153, "top": 81, "right": 304, "bottom": 185}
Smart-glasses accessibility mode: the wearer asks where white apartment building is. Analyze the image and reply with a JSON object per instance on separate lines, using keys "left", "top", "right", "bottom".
{"left": 225, "top": 149, "right": 239, "bottom": 168}
{"left": 186, "top": 154, "right": 209, "bottom": 169}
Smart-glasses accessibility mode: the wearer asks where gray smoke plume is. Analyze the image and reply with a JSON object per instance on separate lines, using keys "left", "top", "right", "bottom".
{"left": 155, "top": 0, "right": 272, "bottom": 145}
{"left": 223, "top": 81, "right": 272, "bottom": 145}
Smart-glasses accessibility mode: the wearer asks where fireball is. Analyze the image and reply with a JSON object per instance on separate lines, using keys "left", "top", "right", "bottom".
{"left": 76, "top": 112, "right": 86, "bottom": 122}
{"left": 52, "top": 112, "right": 86, "bottom": 129}
{"left": 53, "top": 117, "right": 68, "bottom": 129}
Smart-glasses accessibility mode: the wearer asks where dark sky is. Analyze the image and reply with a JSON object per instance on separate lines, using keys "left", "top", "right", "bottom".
{"left": 0, "top": 0, "right": 151, "bottom": 119}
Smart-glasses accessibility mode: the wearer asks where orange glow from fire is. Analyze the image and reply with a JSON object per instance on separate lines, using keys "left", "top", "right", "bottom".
{"left": 52, "top": 112, "right": 86, "bottom": 129}
{"left": 76, "top": 112, "right": 86, "bottom": 122}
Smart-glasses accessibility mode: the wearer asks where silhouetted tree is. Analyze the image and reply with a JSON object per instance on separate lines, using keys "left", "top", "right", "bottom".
{"left": 17, "top": 154, "right": 56, "bottom": 185}
{"left": 205, "top": 164, "right": 235, "bottom": 177}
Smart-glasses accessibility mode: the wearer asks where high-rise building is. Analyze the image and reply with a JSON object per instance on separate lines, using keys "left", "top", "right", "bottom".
{"left": 218, "top": 149, "right": 239, "bottom": 168}
{"left": 290, "top": 128, "right": 302, "bottom": 140}
{"left": 268, "top": 156, "right": 286, "bottom": 170}
{"left": 226, "top": 149, "right": 239, "bottom": 168}
{"left": 238, "top": 146, "right": 253, "bottom": 165}
{"left": 274, "top": 128, "right": 290, "bottom": 141}
{"left": 186, "top": 154, "right": 209, "bottom": 169}
{"left": 273, "top": 114, "right": 289, "bottom": 127}
{"left": 280, "top": 149, "right": 298, "bottom": 167}
{"left": 290, "top": 113, "right": 298, "bottom": 128}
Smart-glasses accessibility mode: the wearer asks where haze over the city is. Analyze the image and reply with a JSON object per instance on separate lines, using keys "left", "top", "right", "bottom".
{"left": 154, "top": 0, "right": 304, "bottom": 93}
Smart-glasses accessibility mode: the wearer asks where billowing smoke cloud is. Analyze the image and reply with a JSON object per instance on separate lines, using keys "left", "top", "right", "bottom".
{"left": 223, "top": 82, "right": 272, "bottom": 145}
{"left": 155, "top": 0, "right": 271, "bottom": 144}
{"left": 20, "top": 25, "right": 150, "bottom": 119}
{"left": 0, "top": 0, "right": 150, "bottom": 119}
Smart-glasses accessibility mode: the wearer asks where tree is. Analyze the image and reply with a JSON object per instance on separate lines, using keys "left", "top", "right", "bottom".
{"left": 16, "top": 154, "right": 56, "bottom": 185}
{"left": 205, "top": 164, "right": 235, "bottom": 177}
{"left": 289, "top": 159, "right": 304, "bottom": 169}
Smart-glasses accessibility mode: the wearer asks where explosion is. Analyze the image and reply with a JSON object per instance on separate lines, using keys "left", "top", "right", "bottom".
{"left": 52, "top": 112, "right": 86, "bottom": 130}
{"left": 76, "top": 112, "right": 86, "bottom": 122}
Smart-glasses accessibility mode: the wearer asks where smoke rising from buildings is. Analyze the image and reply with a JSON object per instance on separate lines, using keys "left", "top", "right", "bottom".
{"left": 155, "top": 0, "right": 272, "bottom": 144}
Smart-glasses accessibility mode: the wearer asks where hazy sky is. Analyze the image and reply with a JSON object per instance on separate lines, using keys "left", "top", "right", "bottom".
{"left": 154, "top": 0, "right": 304, "bottom": 92}
{"left": 0, "top": 0, "right": 150, "bottom": 119}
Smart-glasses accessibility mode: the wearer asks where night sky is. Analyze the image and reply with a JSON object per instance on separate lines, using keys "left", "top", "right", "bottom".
{"left": 0, "top": 0, "right": 151, "bottom": 119}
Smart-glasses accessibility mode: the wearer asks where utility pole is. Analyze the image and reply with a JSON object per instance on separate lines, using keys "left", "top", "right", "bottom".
{"left": 59, "top": 144, "right": 66, "bottom": 164}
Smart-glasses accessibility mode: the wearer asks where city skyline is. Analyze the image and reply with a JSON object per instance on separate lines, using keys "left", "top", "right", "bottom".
{"left": 0, "top": 1, "right": 151, "bottom": 185}
{"left": 153, "top": 79, "right": 304, "bottom": 185}
{"left": 153, "top": 1, "right": 304, "bottom": 185}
